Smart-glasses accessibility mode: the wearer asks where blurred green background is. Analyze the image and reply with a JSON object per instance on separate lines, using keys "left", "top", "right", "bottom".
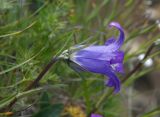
{"left": 0, "top": 0, "right": 160, "bottom": 117}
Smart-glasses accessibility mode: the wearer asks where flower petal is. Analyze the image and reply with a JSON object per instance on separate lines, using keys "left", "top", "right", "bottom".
{"left": 72, "top": 46, "right": 115, "bottom": 61}
{"left": 91, "top": 114, "right": 103, "bottom": 117}
{"left": 109, "top": 22, "right": 125, "bottom": 49}
{"left": 106, "top": 78, "right": 114, "bottom": 87}
{"left": 72, "top": 51, "right": 122, "bottom": 92}
{"left": 73, "top": 57, "right": 110, "bottom": 74}
{"left": 72, "top": 46, "right": 124, "bottom": 62}
{"left": 105, "top": 70, "right": 121, "bottom": 93}
{"left": 110, "top": 51, "right": 124, "bottom": 64}
{"left": 105, "top": 37, "right": 116, "bottom": 45}
{"left": 111, "top": 63, "right": 124, "bottom": 73}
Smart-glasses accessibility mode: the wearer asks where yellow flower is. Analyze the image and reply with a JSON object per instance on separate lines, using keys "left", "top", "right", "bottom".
{"left": 65, "top": 105, "right": 86, "bottom": 117}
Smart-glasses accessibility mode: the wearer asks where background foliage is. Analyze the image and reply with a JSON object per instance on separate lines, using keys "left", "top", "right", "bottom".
{"left": 0, "top": 0, "right": 160, "bottom": 117}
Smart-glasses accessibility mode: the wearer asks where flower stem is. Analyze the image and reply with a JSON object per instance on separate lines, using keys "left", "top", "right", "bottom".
{"left": 95, "top": 89, "right": 113, "bottom": 109}
{"left": 122, "top": 43, "right": 155, "bottom": 83}
{"left": 25, "top": 57, "right": 58, "bottom": 91}
{"left": 6, "top": 57, "right": 58, "bottom": 111}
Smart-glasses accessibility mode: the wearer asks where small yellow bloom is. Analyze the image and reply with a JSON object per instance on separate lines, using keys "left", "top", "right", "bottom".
{"left": 65, "top": 105, "right": 86, "bottom": 117}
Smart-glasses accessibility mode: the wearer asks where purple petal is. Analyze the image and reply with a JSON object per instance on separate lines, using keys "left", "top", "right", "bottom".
{"left": 72, "top": 46, "right": 123, "bottom": 62}
{"left": 73, "top": 56, "right": 121, "bottom": 93}
{"left": 109, "top": 22, "right": 125, "bottom": 49}
{"left": 91, "top": 114, "right": 103, "bottom": 117}
{"left": 110, "top": 51, "right": 124, "bottom": 64}
{"left": 106, "top": 78, "right": 114, "bottom": 87}
{"left": 105, "top": 70, "right": 121, "bottom": 93}
{"left": 105, "top": 37, "right": 116, "bottom": 45}
{"left": 111, "top": 63, "right": 124, "bottom": 73}
{"left": 73, "top": 57, "right": 110, "bottom": 74}
{"left": 74, "top": 47, "right": 104, "bottom": 59}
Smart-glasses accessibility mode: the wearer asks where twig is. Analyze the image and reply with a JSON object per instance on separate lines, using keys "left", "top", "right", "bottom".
{"left": 25, "top": 57, "right": 58, "bottom": 91}
{"left": 122, "top": 43, "right": 155, "bottom": 83}
{"left": 6, "top": 57, "right": 58, "bottom": 111}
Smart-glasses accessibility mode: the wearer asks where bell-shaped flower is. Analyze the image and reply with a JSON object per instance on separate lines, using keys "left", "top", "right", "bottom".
{"left": 61, "top": 22, "right": 125, "bottom": 93}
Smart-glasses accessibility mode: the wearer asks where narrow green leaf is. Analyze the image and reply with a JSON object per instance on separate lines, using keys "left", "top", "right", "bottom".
{"left": 86, "top": 0, "right": 110, "bottom": 21}
{"left": 0, "top": 94, "right": 17, "bottom": 109}
{"left": 0, "top": 21, "right": 36, "bottom": 39}
{"left": 0, "top": 47, "right": 44, "bottom": 75}
{"left": 142, "top": 107, "right": 160, "bottom": 117}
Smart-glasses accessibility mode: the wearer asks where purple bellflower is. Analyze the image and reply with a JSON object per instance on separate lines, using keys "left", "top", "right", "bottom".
{"left": 60, "top": 22, "right": 125, "bottom": 93}
{"left": 91, "top": 113, "right": 103, "bottom": 117}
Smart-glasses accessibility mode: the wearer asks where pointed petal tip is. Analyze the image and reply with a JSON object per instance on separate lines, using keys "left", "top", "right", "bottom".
{"left": 109, "top": 21, "right": 123, "bottom": 30}
{"left": 108, "top": 21, "right": 125, "bottom": 48}
{"left": 105, "top": 79, "right": 114, "bottom": 87}
{"left": 105, "top": 73, "right": 121, "bottom": 93}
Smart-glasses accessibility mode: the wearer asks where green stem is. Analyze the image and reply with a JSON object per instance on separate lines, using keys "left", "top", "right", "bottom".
{"left": 142, "top": 107, "right": 160, "bottom": 117}
{"left": 5, "top": 57, "right": 58, "bottom": 111}
{"left": 95, "top": 89, "right": 113, "bottom": 109}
